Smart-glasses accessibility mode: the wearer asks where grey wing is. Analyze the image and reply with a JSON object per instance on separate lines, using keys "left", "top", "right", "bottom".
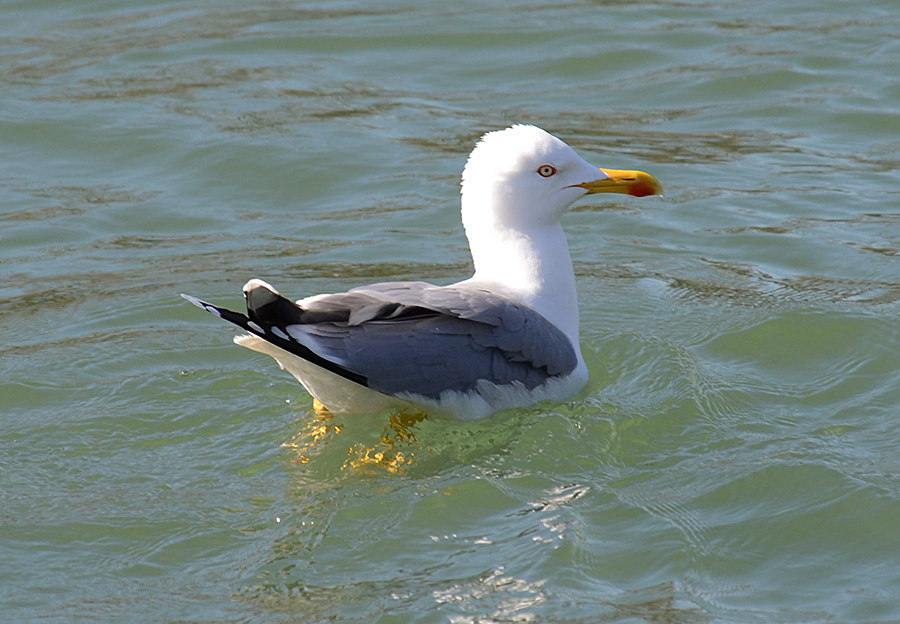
{"left": 290, "top": 282, "right": 578, "bottom": 399}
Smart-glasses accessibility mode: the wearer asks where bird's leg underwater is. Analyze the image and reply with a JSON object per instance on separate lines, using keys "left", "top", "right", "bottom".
{"left": 285, "top": 394, "right": 430, "bottom": 470}
{"left": 312, "top": 397, "right": 331, "bottom": 416}
{"left": 385, "top": 410, "right": 429, "bottom": 444}
{"left": 283, "top": 410, "right": 343, "bottom": 464}
{"left": 342, "top": 408, "right": 429, "bottom": 473}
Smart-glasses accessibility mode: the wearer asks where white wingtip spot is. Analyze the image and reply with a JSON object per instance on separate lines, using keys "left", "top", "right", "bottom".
{"left": 181, "top": 293, "right": 203, "bottom": 307}
{"left": 271, "top": 326, "right": 289, "bottom": 340}
{"left": 247, "top": 321, "right": 265, "bottom": 333}
{"left": 181, "top": 293, "right": 222, "bottom": 317}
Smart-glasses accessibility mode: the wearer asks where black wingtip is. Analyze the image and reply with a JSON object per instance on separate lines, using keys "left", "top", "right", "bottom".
{"left": 181, "top": 291, "right": 369, "bottom": 388}
{"left": 181, "top": 293, "right": 224, "bottom": 318}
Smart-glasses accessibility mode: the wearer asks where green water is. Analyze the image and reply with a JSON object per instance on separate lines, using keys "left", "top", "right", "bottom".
{"left": 3, "top": 1, "right": 900, "bottom": 622}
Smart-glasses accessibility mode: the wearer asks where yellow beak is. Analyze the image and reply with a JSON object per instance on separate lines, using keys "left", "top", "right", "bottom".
{"left": 576, "top": 168, "right": 663, "bottom": 198}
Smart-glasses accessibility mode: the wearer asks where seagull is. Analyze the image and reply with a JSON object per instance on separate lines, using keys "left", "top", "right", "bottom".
{"left": 182, "top": 125, "right": 662, "bottom": 420}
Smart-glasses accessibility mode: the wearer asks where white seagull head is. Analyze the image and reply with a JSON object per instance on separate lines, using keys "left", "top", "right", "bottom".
{"left": 461, "top": 124, "right": 662, "bottom": 232}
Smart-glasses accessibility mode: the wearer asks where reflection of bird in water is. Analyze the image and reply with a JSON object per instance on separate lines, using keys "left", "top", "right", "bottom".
{"left": 183, "top": 125, "right": 662, "bottom": 420}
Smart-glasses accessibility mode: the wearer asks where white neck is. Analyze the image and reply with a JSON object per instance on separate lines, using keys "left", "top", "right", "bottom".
{"left": 463, "top": 221, "right": 580, "bottom": 345}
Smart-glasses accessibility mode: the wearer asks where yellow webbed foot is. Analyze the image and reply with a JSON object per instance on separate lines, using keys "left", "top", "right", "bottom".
{"left": 343, "top": 408, "right": 429, "bottom": 473}
{"left": 283, "top": 411, "right": 343, "bottom": 464}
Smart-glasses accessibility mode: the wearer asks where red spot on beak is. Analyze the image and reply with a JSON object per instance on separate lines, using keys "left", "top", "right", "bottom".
{"left": 628, "top": 182, "right": 657, "bottom": 198}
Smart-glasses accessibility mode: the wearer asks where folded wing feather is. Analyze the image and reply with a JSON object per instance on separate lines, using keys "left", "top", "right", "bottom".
{"left": 188, "top": 280, "right": 578, "bottom": 400}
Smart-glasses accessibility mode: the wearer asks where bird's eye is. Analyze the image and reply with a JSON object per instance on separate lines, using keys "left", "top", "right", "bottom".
{"left": 537, "top": 165, "right": 557, "bottom": 178}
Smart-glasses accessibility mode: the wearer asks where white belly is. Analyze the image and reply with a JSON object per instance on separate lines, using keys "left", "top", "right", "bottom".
{"left": 235, "top": 334, "right": 402, "bottom": 414}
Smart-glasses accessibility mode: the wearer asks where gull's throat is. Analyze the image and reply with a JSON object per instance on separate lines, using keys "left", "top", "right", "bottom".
{"left": 466, "top": 222, "right": 580, "bottom": 345}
